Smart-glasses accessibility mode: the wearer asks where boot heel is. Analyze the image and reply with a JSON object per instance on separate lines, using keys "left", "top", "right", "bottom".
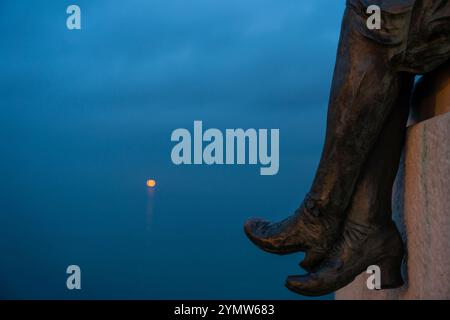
{"left": 378, "top": 256, "right": 404, "bottom": 289}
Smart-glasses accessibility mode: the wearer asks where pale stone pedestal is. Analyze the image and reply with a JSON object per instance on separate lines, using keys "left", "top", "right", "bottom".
{"left": 336, "top": 63, "right": 450, "bottom": 300}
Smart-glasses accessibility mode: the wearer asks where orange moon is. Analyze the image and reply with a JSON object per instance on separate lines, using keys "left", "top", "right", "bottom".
{"left": 146, "top": 179, "right": 156, "bottom": 188}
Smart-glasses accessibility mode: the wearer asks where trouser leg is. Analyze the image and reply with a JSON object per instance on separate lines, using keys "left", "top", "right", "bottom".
{"left": 346, "top": 73, "right": 414, "bottom": 226}
{"left": 307, "top": 7, "right": 404, "bottom": 219}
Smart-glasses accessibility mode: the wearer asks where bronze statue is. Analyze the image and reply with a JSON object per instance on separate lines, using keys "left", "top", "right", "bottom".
{"left": 244, "top": 0, "right": 450, "bottom": 296}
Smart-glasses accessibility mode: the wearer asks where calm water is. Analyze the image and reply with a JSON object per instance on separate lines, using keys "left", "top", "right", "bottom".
{"left": 0, "top": 0, "right": 343, "bottom": 299}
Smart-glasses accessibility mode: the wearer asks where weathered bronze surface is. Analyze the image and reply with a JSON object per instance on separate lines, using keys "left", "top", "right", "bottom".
{"left": 245, "top": 0, "right": 450, "bottom": 296}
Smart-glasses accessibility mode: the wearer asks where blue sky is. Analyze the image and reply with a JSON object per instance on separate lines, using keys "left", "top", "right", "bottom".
{"left": 0, "top": 0, "right": 345, "bottom": 299}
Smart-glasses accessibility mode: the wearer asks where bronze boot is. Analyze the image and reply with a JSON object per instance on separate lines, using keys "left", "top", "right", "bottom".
{"left": 285, "top": 220, "right": 404, "bottom": 296}
{"left": 244, "top": 197, "right": 342, "bottom": 270}
{"left": 285, "top": 74, "right": 413, "bottom": 295}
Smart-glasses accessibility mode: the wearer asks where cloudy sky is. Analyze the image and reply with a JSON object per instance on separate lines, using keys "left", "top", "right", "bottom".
{"left": 0, "top": 0, "right": 345, "bottom": 299}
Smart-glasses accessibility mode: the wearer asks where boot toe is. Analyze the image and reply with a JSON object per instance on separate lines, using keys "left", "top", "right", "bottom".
{"left": 244, "top": 218, "right": 269, "bottom": 239}
{"left": 244, "top": 217, "right": 268, "bottom": 233}
{"left": 285, "top": 274, "right": 318, "bottom": 296}
{"left": 243, "top": 218, "right": 273, "bottom": 247}
{"left": 286, "top": 273, "right": 333, "bottom": 297}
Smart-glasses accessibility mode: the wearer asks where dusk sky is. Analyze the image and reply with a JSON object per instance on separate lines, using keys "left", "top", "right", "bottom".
{"left": 0, "top": 0, "right": 345, "bottom": 299}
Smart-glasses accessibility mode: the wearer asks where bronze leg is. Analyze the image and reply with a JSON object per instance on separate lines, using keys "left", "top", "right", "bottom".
{"left": 308, "top": 8, "right": 404, "bottom": 216}
{"left": 346, "top": 73, "right": 414, "bottom": 226}
{"left": 285, "top": 74, "right": 415, "bottom": 296}
{"left": 245, "top": 7, "right": 408, "bottom": 264}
